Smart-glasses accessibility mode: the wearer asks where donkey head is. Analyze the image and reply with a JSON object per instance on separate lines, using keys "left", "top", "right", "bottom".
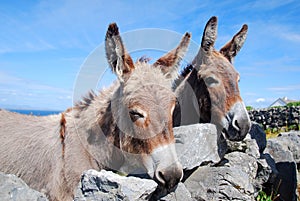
{"left": 105, "top": 23, "right": 190, "bottom": 190}
{"left": 192, "top": 16, "right": 251, "bottom": 141}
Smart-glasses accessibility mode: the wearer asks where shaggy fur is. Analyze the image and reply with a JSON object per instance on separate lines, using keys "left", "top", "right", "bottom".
{"left": 0, "top": 23, "right": 191, "bottom": 200}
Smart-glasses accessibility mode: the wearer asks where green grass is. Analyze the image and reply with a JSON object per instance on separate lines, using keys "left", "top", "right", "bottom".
{"left": 256, "top": 180, "right": 281, "bottom": 201}
{"left": 264, "top": 124, "right": 300, "bottom": 139}
{"left": 256, "top": 190, "right": 280, "bottom": 201}
{"left": 256, "top": 191, "right": 272, "bottom": 201}
{"left": 265, "top": 127, "right": 280, "bottom": 139}
{"left": 246, "top": 106, "right": 253, "bottom": 111}
{"left": 286, "top": 101, "right": 300, "bottom": 107}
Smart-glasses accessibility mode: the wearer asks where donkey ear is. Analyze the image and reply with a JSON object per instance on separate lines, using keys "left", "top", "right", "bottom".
{"left": 192, "top": 16, "right": 217, "bottom": 68}
{"left": 201, "top": 16, "right": 218, "bottom": 54}
{"left": 220, "top": 24, "right": 248, "bottom": 63}
{"left": 105, "top": 23, "right": 134, "bottom": 82}
{"left": 153, "top": 32, "right": 191, "bottom": 80}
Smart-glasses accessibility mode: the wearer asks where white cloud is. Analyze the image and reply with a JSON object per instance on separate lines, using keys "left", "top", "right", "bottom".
{"left": 256, "top": 98, "right": 266, "bottom": 103}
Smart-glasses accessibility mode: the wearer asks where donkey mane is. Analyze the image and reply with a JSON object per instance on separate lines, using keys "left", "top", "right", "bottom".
{"left": 74, "top": 91, "right": 97, "bottom": 111}
{"left": 180, "top": 64, "right": 194, "bottom": 78}
{"left": 137, "top": 56, "right": 151, "bottom": 63}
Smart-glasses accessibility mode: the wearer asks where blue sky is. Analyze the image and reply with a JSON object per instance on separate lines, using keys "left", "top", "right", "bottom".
{"left": 0, "top": 0, "right": 300, "bottom": 110}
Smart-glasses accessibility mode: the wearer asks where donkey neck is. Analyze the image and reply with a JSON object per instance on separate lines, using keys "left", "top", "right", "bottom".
{"left": 174, "top": 68, "right": 211, "bottom": 126}
{"left": 186, "top": 68, "right": 211, "bottom": 123}
{"left": 73, "top": 82, "right": 121, "bottom": 148}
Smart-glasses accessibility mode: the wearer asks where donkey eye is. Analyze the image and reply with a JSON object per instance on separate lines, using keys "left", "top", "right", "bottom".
{"left": 129, "top": 110, "right": 144, "bottom": 122}
{"left": 205, "top": 76, "right": 219, "bottom": 86}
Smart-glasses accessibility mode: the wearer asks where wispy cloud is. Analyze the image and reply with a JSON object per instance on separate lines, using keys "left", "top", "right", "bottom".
{"left": 263, "top": 24, "right": 300, "bottom": 44}
{"left": 0, "top": 71, "right": 72, "bottom": 110}
{"left": 244, "top": 92, "right": 258, "bottom": 96}
{"left": 280, "top": 32, "right": 300, "bottom": 43}
{"left": 0, "top": 72, "right": 70, "bottom": 94}
{"left": 249, "top": 0, "right": 295, "bottom": 10}
{"left": 268, "top": 84, "right": 300, "bottom": 92}
{"left": 0, "top": 8, "right": 57, "bottom": 53}
{"left": 0, "top": 72, "right": 23, "bottom": 83}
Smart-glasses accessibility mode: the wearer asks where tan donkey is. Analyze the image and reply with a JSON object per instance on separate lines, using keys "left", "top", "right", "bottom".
{"left": 0, "top": 23, "right": 191, "bottom": 200}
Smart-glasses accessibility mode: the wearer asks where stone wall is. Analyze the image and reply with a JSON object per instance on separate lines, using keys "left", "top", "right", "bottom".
{"left": 248, "top": 106, "right": 300, "bottom": 131}
{"left": 1, "top": 124, "right": 299, "bottom": 200}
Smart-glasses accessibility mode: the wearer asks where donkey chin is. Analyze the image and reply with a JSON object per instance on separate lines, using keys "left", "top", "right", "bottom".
{"left": 221, "top": 101, "right": 251, "bottom": 141}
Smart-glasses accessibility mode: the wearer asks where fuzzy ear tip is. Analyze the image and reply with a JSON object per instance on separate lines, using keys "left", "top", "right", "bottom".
{"left": 107, "top": 23, "right": 119, "bottom": 37}
{"left": 242, "top": 24, "right": 248, "bottom": 31}
{"left": 210, "top": 16, "right": 218, "bottom": 23}
{"left": 185, "top": 32, "right": 191, "bottom": 39}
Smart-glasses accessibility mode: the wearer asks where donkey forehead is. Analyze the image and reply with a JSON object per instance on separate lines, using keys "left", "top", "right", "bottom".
{"left": 124, "top": 64, "right": 173, "bottom": 93}
{"left": 202, "top": 52, "right": 239, "bottom": 79}
{"left": 123, "top": 86, "right": 175, "bottom": 108}
{"left": 201, "top": 64, "right": 239, "bottom": 80}
{"left": 123, "top": 64, "right": 175, "bottom": 105}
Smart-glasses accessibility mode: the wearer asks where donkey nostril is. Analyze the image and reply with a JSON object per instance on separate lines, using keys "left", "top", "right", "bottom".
{"left": 232, "top": 119, "right": 241, "bottom": 131}
{"left": 159, "top": 171, "right": 164, "bottom": 179}
{"left": 155, "top": 170, "right": 166, "bottom": 185}
{"left": 155, "top": 165, "right": 183, "bottom": 191}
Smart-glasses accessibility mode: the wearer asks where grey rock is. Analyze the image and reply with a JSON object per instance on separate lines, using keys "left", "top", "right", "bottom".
{"left": 226, "top": 138, "right": 248, "bottom": 153}
{"left": 265, "top": 137, "right": 294, "bottom": 163}
{"left": 263, "top": 132, "right": 300, "bottom": 201}
{"left": 273, "top": 132, "right": 300, "bottom": 163}
{"left": 184, "top": 166, "right": 255, "bottom": 201}
{"left": 260, "top": 154, "right": 278, "bottom": 183}
{"left": 226, "top": 135, "right": 260, "bottom": 159}
{"left": 244, "top": 138, "right": 261, "bottom": 158}
{"left": 74, "top": 169, "right": 157, "bottom": 201}
{"left": 255, "top": 157, "right": 273, "bottom": 185}
{"left": 222, "top": 152, "right": 258, "bottom": 180}
{"left": 0, "top": 172, "right": 48, "bottom": 201}
{"left": 222, "top": 151, "right": 271, "bottom": 194}
{"left": 249, "top": 122, "right": 267, "bottom": 153}
{"left": 174, "top": 123, "right": 220, "bottom": 169}
{"left": 157, "top": 183, "right": 193, "bottom": 201}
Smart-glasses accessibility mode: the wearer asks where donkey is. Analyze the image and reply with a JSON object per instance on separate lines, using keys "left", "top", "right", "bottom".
{"left": 0, "top": 23, "right": 191, "bottom": 201}
{"left": 173, "top": 16, "right": 251, "bottom": 156}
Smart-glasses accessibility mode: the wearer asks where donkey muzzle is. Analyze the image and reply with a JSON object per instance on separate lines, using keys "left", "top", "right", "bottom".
{"left": 155, "top": 161, "right": 183, "bottom": 191}
{"left": 225, "top": 101, "right": 251, "bottom": 141}
{"left": 150, "top": 144, "right": 183, "bottom": 190}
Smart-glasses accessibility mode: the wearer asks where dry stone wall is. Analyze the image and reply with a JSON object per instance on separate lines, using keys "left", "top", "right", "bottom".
{"left": 1, "top": 123, "right": 299, "bottom": 200}
{"left": 248, "top": 106, "right": 300, "bottom": 131}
